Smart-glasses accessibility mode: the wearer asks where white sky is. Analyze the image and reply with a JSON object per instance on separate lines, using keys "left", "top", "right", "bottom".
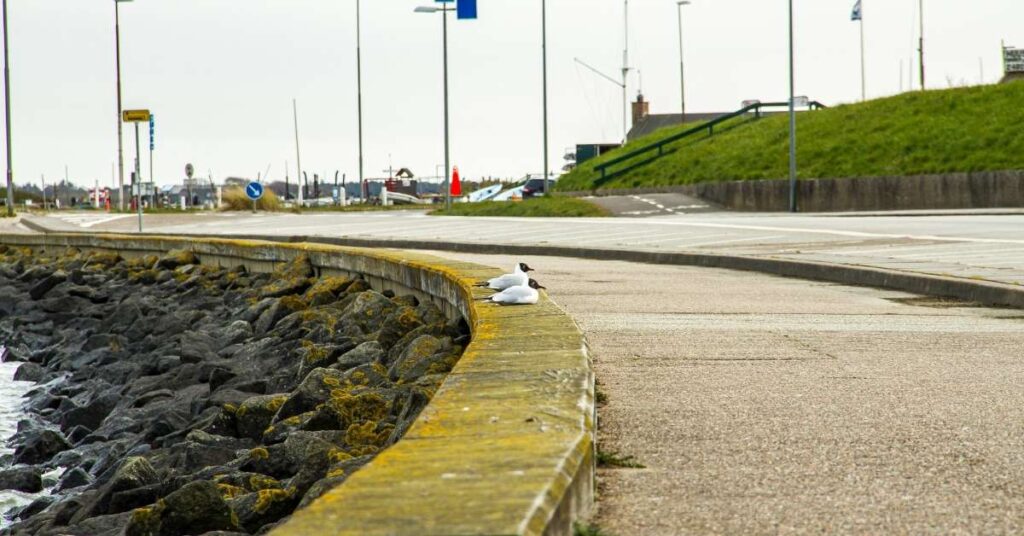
{"left": 2, "top": 0, "right": 1021, "bottom": 188}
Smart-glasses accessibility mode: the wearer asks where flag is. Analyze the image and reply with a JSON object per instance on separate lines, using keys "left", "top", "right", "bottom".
{"left": 851, "top": 0, "right": 862, "bottom": 21}
{"left": 451, "top": 167, "right": 462, "bottom": 197}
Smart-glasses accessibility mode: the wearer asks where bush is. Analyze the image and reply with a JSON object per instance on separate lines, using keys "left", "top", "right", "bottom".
{"left": 221, "top": 186, "right": 282, "bottom": 211}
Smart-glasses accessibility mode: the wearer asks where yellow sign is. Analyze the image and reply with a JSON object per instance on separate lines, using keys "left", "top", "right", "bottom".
{"left": 122, "top": 109, "right": 151, "bottom": 122}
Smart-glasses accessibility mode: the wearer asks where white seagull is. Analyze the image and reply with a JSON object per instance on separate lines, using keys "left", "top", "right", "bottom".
{"left": 478, "top": 279, "right": 545, "bottom": 306}
{"left": 475, "top": 262, "right": 535, "bottom": 291}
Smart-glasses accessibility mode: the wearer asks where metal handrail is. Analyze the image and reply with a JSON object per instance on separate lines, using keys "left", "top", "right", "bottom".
{"left": 593, "top": 100, "right": 826, "bottom": 185}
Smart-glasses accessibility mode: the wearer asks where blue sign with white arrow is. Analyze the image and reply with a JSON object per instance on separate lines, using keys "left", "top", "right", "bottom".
{"left": 245, "top": 182, "right": 265, "bottom": 201}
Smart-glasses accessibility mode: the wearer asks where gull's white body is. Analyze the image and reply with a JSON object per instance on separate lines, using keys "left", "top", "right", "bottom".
{"left": 480, "top": 264, "right": 530, "bottom": 291}
{"left": 485, "top": 284, "right": 539, "bottom": 305}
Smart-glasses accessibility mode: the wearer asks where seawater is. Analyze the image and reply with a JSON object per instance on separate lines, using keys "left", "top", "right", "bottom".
{"left": 0, "top": 346, "right": 57, "bottom": 528}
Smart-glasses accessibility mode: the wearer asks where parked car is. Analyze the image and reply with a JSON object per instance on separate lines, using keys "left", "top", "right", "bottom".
{"left": 521, "top": 178, "right": 556, "bottom": 199}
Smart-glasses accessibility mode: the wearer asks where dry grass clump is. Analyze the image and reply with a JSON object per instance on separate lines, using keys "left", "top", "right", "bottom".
{"left": 221, "top": 186, "right": 282, "bottom": 211}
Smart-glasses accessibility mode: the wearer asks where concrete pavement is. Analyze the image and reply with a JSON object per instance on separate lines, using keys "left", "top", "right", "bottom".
{"left": 432, "top": 251, "right": 1024, "bottom": 534}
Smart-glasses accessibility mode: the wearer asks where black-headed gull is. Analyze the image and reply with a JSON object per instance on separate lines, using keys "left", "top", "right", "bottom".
{"left": 475, "top": 262, "right": 535, "bottom": 291}
{"left": 478, "top": 279, "right": 545, "bottom": 305}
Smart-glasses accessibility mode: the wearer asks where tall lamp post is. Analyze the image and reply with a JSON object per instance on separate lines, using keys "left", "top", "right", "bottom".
{"left": 2, "top": 0, "right": 12, "bottom": 216}
{"left": 787, "top": 0, "right": 797, "bottom": 213}
{"left": 918, "top": 0, "right": 924, "bottom": 90}
{"left": 541, "top": 0, "right": 548, "bottom": 194}
{"left": 355, "top": 0, "right": 365, "bottom": 203}
{"left": 676, "top": 1, "right": 691, "bottom": 120}
{"left": 114, "top": 0, "right": 133, "bottom": 212}
{"left": 415, "top": 4, "right": 453, "bottom": 210}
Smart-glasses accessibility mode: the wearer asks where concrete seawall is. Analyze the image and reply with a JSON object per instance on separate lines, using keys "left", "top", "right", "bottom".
{"left": 565, "top": 170, "right": 1024, "bottom": 212}
{"left": 0, "top": 233, "right": 595, "bottom": 535}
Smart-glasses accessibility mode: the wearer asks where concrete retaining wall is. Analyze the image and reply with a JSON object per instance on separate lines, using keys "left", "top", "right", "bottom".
{"left": 0, "top": 233, "right": 595, "bottom": 536}
{"left": 565, "top": 170, "right": 1024, "bottom": 212}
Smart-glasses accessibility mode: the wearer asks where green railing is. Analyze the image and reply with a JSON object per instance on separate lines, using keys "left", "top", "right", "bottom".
{"left": 594, "top": 100, "right": 827, "bottom": 186}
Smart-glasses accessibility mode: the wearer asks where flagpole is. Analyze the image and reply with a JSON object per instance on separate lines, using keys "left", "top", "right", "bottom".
{"left": 859, "top": 4, "right": 866, "bottom": 101}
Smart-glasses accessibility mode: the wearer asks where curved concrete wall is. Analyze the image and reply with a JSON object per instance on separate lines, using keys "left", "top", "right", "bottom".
{"left": 0, "top": 233, "right": 595, "bottom": 536}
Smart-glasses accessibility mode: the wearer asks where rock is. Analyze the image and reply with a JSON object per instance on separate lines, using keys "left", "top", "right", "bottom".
{"left": 331, "top": 341, "right": 384, "bottom": 372}
{"left": 0, "top": 466, "right": 43, "bottom": 493}
{"left": 70, "top": 456, "right": 161, "bottom": 522}
{"left": 28, "top": 270, "right": 67, "bottom": 300}
{"left": 179, "top": 331, "right": 219, "bottom": 364}
{"left": 13, "top": 495, "right": 55, "bottom": 521}
{"left": 57, "top": 467, "right": 92, "bottom": 492}
{"left": 125, "top": 480, "right": 238, "bottom": 536}
{"left": 66, "top": 284, "right": 110, "bottom": 304}
{"left": 297, "top": 455, "right": 374, "bottom": 509}
{"left": 155, "top": 249, "right": 198, "bottom": 270}
{"left": 274, "top": 368, "right": 346, "bottom": 421}
{"left": 133, "top": 388, "right": 175, "bottom": 408}
{"left": 253, "top": 300, "right": 288, "bottom": 335}
{"left": 13, "top": 429, "right": 71, "bottom": 465}
{"left": 13, "top": 362, "right": 45, "bottom": 382}
{"left": 228, "top": 487, "right": 300, "bottom": 534}
{"left": 342, "top": 291, "right": 397, "bottom": 333}
{"left": 60, "top": 392, "right": 119, "bottom": 433}
{"left": 235, "top": 394, "right": 290, "bottom": 441}
{"left": 387, "top": 334, "right": 449, "bottom": 382}
{"left": 221, "top": 320, "right": 253, "bottom": 345}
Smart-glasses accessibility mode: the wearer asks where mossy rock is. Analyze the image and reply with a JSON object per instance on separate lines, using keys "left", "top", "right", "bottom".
{"left": 274, "top": 368, "right": 347, "bottom": 422}
{"left": 302, "top": 276, "right": 354, "bottom": 306}
{"left": 228, "top": 487, "right": 299, "bottom": 534}
{"left": 125, "top": 480, "right": 237, "bottom": 536}
{"left": 85, "top": 251, "right": 123, "bottom": 268}
{"left": 235, "top": 394, "right": 290, "bottom": 441}
{"left": 386, "top": 334, "right": 449, "bottom": 382}
{"left": 155, "top": 249, "right": 198, "bottom": 271}
{"left": 263, "top": 411, "right": 317, "bottom": 445}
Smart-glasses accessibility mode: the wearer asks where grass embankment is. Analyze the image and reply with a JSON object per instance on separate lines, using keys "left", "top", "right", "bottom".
{"left": 431, "top": 197, "right": 609, "bottom": 217}
{"left": 557, "top": 82, "right": 1024, "bottom": 192}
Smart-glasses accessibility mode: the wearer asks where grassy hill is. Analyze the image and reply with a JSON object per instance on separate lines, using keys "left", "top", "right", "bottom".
{"left": 556, "top": 82, "right": 1024, "bottom": 192}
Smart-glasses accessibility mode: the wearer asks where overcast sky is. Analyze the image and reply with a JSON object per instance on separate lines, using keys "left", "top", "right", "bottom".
{"left": 2, "top": 0, "right": 1021, "bottom": 189}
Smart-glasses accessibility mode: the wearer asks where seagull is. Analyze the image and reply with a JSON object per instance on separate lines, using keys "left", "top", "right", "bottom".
{"left": 477, "top": 279, "right": 545, "bottom": 305}
{"left": 474, "top": 262, "right": 535, "bottom": 291}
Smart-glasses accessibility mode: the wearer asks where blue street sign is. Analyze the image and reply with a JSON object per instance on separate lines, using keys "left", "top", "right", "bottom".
{"left": 149, "top": 115, "right": 155, "bottom": 151}
{"left": 457, "top": 0, "right": 477, "bottom": 19}
{"left": 245, "top": 181, "right": 265, "bottom": 201}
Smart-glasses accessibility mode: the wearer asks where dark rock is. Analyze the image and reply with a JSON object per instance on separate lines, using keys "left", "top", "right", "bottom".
{"left": 133, "top": 388, "right": 174, "bottom": 408}
{"left": 179, "top": 331, "right": 219, "bottom": 364}
{"left": 13, "top": 362, "right": 45, "bottom": 382}
{"left": 60, "top": 392, "right": 119, "bottom": 433}
{"left": 208, "top": 368, "right": 236, "bottom": 391}
{"left": 229, "top": 487, "right": 300, "bottom": 534}
{"left": 341, "top": 291, "right": 397, "bottom": 333}
{"left": 14, "top": 495, "right": 55, "bottom": 520}
{"left": 0, "top": 466, "right": 43, "bottom": 493}
{"left": 155, "top": 249, "right": 199, "bottom": 270}
{"left": 297, "top": 455, "right": 374, "bottom": 509}
{"left": 253, "top": 300, "right": 288, "bottom": 335}
{"left": 130, "top": 480, "right": 239, "bottom": 536}
{"left": 70, "top": 456, "right": 160, "bottom": 522}
{"left": 331, "top": 341, "right": 384, "bottom": 371}
{"left": 57, "top": 467, "right": 92, "bottom": 492}
{"left": 387, "top": 334, "right": 448, "bottom": 381}
{"left": 29, "top": 270, "right": 67, "bottom": 300}
{"left": 274, "top": 368, "right": 346, "bottom": 421}
{"left": 14, "top": 429, "right": 71, "bottom": 465}
{"left": 235, "top": 394, "right": 290, "bottom": 441}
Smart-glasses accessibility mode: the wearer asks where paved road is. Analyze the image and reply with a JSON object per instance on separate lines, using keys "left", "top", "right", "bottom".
{"left": 44, "top": 209, "right": 1024, "bottom": 288}
{"left": 431, "top": 250, "right": 1024, "bottom": 534}
{"left": 585, "top": 192, "right": 718, "bottom": 217}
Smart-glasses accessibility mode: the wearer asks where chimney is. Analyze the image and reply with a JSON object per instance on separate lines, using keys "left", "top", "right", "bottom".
{"left": 632, "top": 93, "right": 650, "bottom": 127}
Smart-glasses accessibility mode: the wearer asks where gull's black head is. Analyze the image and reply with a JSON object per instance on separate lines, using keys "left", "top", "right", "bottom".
{"left": 519, "top": 262, "right": 535, "bottom": 273}
{"left": 528, "top": 278, "right": 546, "bottom": 290}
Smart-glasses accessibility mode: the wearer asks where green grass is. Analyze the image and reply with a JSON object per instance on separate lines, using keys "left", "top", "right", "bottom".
{"left": 291, "top": 204, "right": 430, "bottom": 214}
{"left": 574, "top": 522, "right": 614, "bottom": 536}
{"left": 431, "top": 197, "right": 609, "bottom": 218}
{"left": 597, "top": 450, "right": 645, "bottom": 469}
{"left": 557, "top": 82, "right": 1024, "bottom": 192}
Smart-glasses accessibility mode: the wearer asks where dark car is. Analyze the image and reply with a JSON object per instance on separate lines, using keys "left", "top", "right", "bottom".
{"left": 521, "top": 179, "right": 555, "bottom": 199}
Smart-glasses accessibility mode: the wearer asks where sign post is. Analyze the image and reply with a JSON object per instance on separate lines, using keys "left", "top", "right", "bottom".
{"left": 185, "top": 163, "right": 194, "bottom": 209}
{"left": 122, "top": 109, "right": 150, "bottom": 232}
{"left": 149, "top": 114, "right": 154, "bottom": 206}
{"left": 245, "top": 181, "right": 264, "bottom": 214}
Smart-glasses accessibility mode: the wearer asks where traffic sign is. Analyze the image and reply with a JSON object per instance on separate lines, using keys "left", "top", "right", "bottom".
{"left": 457, "top": 0, "right": 477, "bottom": 19}
{"left": 245, "top": 182, "right": 265, "bottom": 201}
{"left": 122, "top": 109, "right": 151, "bottom": 122}
{"left": 149, "top": 115, "right": 155, "bottom": 151}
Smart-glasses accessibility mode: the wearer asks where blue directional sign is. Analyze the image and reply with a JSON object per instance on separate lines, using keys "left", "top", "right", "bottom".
{"left": 457, "top": 0, "right": 477, "bottom": 19}
{"left": 149, "top": 115, "right": 155, "bottom": 151}
{"left": 245, "top": 181, "right": 265, "bottom": 201}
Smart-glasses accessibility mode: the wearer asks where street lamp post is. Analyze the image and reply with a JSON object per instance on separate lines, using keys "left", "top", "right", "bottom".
{"left": 114, "top": 0, "right": 130, "bottom": 212}
{"left": 415, "top": 5, "right": 453, "bottom": 210}
{"left": 787, "top": 0, "right": 797, "bottom": 213}
{"left": 676, "top": 1, "right": 691, "bottom": 120}
{"left": 541, "top": 0, "right": 548, "bottom": 195}
{"left": 355, "top": 0, "right": 365, "bottom": 204}
{"left": 2, "top": 0, "right": 13, "bottom": 216}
